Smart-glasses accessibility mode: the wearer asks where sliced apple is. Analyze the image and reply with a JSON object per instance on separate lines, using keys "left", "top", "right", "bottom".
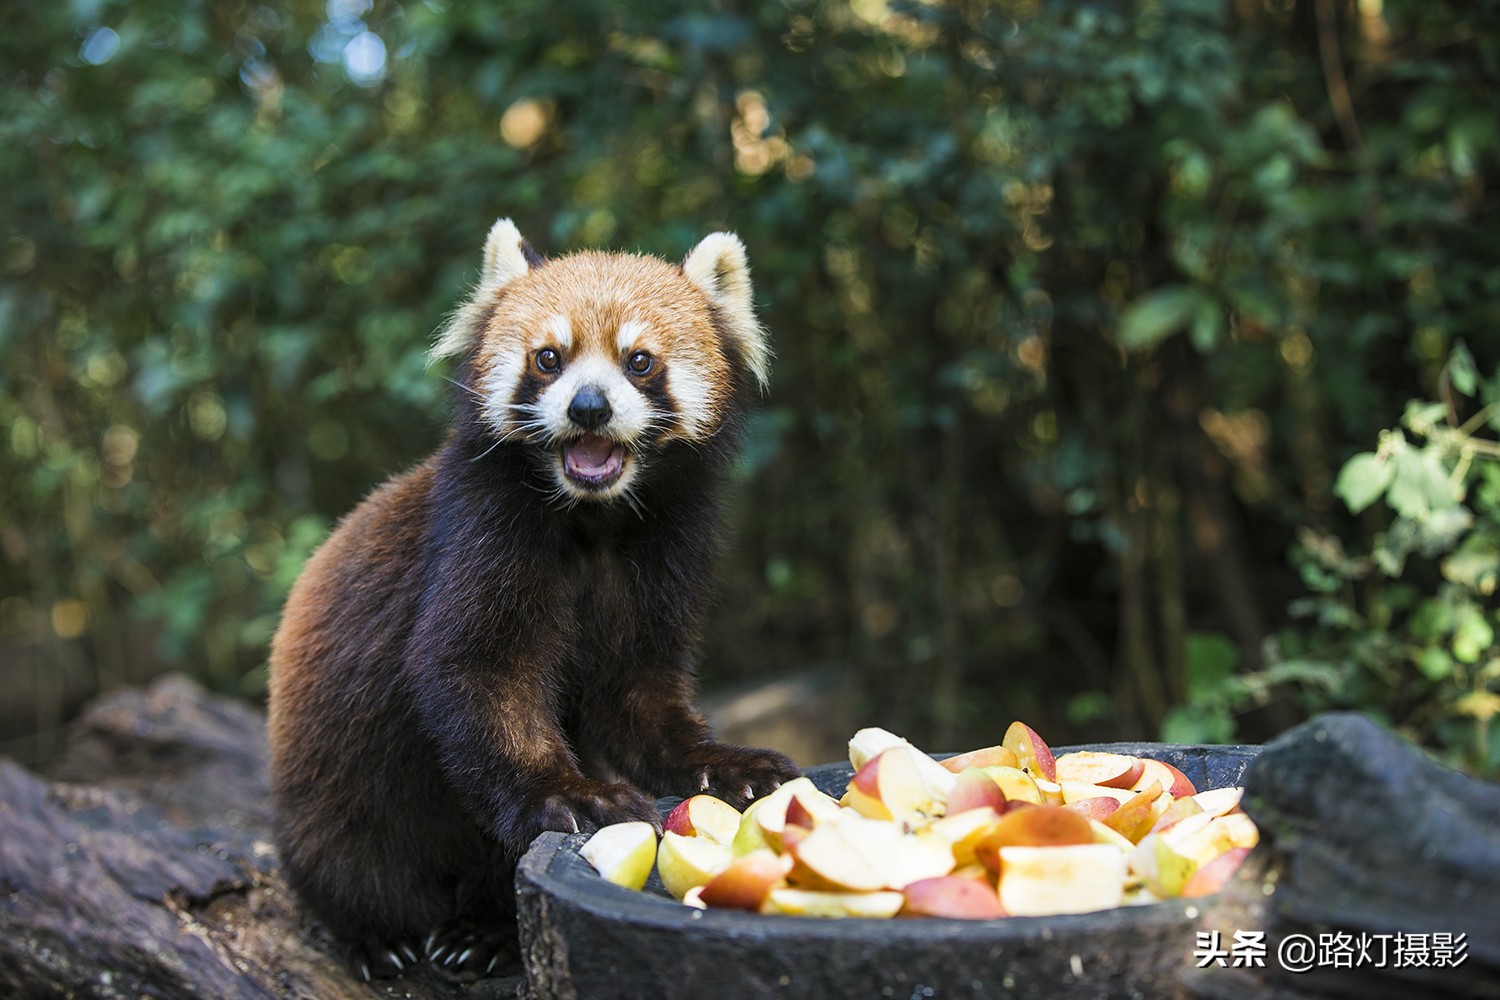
{"left": 980, "top": 765, "right": 1043, "bottom": 805}
{"left": 1064, "top": 796, "right": 1122, "bottom": 822}
{"left": 1102, "top": 783, "right": 1169, "bottom": 843}
{"left": 784, "top": 791, "right": 840, "bottom": 832}
{"left": 762, "top": 887, "right": 906, "bottom": 918}
{"left": 656, "top": 830, "right": 733, "bottom": 900}
{"left": 1059, "top": 781, "right": 1137, "bottom": 806}
{"left": 789, "top": 814, "right": 954, "bottom": 891}
{"left": 1136, "top": 811, "right": 1258, "bottom": 897}
{"left": 1132, "top": 758, "right": 1196, "bottom": 799}
{"left": 1034, "top": 777, "right": 1066, "bottom": 805}
{"left": 996, "top": 844, "right": 1126, "bottom": 916}
{"left": 578, "top": 821, "right": 658, "bottom": 891}
{"left": 901, "top": 876, "right": 1007, "bottom": 919}
{"left": 698, "top": 850, "right": 793, "bottom": 911}
{"left": 663, "top": 794, "right": 742, "bottom": 847}
{"left": 847, "top": 728, "right": 957, "bottom": 795}
{"left": 1088, "top": 818, "right": 1137, "bottom": 852}
{"left": 1001, "top": 721, "right": 1057, "bottom": 781}
{"left": 759, "top": 783, "right": 843, "bottom": 850}
{"left": 843, "top": 745, "right": 948, "bottom": 825}
{"left": 1054, "top": 751, "right": 1146, "bottom": 789}
{"left": 1181, "top": 846, "right": 1252, "bottom": 898}
{"left": 928, "top": 806, "right": 1004, "bottom": 866}
{"left": 973, "top": 805, "right": 1094, "bottom": 874}
{"left": 1191, "top": 786, "right": 1244, "bottom": 818}
{"left": 731, "top": 776, "right": 820, "bottom": 854}
{"left": 1148, "top": 794, "right": 1205, "bottom": 835}
{"left": 945, "top": 767, "right": 1009, "bottom": 816}
{"left": 949, "top": 862, "right": 994, "bottom": 886}
{"left": 939, "top": 745, "right": 1020, "bottom": 773}
{"left": 848, "top": 726, "right": 910, "bottom": 769}
{"left": 982, "top": 804, "right": 1095, "bottom": 848}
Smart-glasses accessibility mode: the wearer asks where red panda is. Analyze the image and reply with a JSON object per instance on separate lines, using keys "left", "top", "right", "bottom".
{"left": 267, "top": 219, "right": 800, "bottom": 979}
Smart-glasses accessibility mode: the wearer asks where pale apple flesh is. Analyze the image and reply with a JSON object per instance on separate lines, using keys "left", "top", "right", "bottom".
{"left": 656, "top": 830, "right": 733, "bottom": 900}
{"left": 997, "top": 844, "right": 1126, "bottom": 916}
{"left": 579, "top": 821, "right": 658, "bottom": 891}
{"left": 1054, "top": 751, "right": 1146, "bottom": 789}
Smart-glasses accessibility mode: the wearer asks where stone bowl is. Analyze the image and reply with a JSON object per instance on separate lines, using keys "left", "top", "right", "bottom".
{"left": 516, "top": 743, "right": 1260, "bottom": 1000}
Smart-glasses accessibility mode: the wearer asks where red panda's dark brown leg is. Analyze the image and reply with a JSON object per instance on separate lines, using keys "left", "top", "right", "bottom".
{"left": 406, "top": 656, "right": 662, "bottom": 854}
{"left": 579, "top": 668, "right": 801, "bottom": 809}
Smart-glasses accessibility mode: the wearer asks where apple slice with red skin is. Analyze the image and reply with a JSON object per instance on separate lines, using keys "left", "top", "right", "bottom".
{"left": 1060, "top": 781, "right": 1137, "bottom": 806}
{"left": 901, "top": 876, "right": 1007, "bottom": 919}
{"left": 843, "top": 745, "right": 947, "bottom": 825}
{"left": 699, "top": 849, "right": 793, "bottom": 911}
{"left": 939, "top": 745, "right": 1020, "bottom": 773}
{"left": 973, "top": 805, "right": 1094, "bottom": 875}
{"left": 1102, "top": 783, "right": 1169, "bottom": 843}
{"left": 1064, "top": 796, "right": 1123, "bottom": 822}
{"left": 1054, "top": 751, "right": 1146, "bottom": 789}
{"left": 1002, "top": 721, "right": 1058, "bottom": 782}
{"left": 847, "top": 728, "right": 957, "bottom": 794}
{"left": 1131, "top": 758, "right": 1196, "bottom": 799}
{"left": 663, "top": 794, "right": 742, "bottom": 847}
{"left": 788, "top": 814, "right": 954, "bottom": 892}
{"left": 928, "top": 806, "right": 1004, "bottom": 866}
{"left": 779, "top": 792, "right": 841, "bottom": 855}
{"left": 981, "top": 766, "right": 1043, "bottom": 805}
{"left": 1149, "top": 794, "right": 1205, "bottom": 835}
{"left": 945, "top": 767, "right": 1009, "bottom": 816}
{"left": 1180, "top": 846, "right": 1252, "bottom": 898}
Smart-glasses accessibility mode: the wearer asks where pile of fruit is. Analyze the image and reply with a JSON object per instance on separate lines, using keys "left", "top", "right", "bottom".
{"left": 578, "top": 722, "right": 1257, "bottom": 919}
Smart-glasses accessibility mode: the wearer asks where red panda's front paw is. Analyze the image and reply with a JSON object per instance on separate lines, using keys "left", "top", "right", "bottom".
{"left": 528, "top": 780, "right": 659, "bottom": 845}
{"left": 688, "top": 744, "right": 802, "bottom": 809}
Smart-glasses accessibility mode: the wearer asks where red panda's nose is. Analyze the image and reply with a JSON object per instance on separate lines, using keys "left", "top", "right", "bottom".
{"left": 567, "top": 385, "right": 613, "bottom": 430}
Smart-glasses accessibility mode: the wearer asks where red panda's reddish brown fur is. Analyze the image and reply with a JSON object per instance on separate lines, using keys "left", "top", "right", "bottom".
{"left": 267, "top": 221, "right": 798, "bottom": 979}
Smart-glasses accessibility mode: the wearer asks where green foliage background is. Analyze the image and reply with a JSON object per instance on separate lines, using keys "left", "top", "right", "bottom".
{"left": 3, "top": 0, "right": 1498, "bottom": 771}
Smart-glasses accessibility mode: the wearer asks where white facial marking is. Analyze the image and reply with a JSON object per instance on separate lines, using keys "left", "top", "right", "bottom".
{"left": 546, "top": 313, "right": 573, "bottom": 352}
{"left": 480, "top": 351, "right": 528, "bottom": 439}
{"left": 616, "top": 319, "right": 647, "bottom": 354}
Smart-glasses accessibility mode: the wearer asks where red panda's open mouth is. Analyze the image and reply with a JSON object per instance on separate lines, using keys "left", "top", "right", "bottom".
{"left": 562, "top": 433, "right": 627, "bottom": 488}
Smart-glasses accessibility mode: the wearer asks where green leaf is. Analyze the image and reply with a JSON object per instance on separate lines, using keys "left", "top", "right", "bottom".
{"left": 1117, "top": 285, "right": 1217, "bottom": 351}
{"left": 1161, "top": 703, "right": 1235, "bottom": 745}
{"left": 1184, "top": 632, "right": 1238, "bottom": 701}
{"left": 1333, "top": 452, "right": 1394, "bottom": 514}
{"left": 1447, "top": 340, "right": 1478, "bottom": 397}
{"left": 1386, "top": 447, "right": 1459, "bottom": 521}
{"left": 1415, "top": 647, "right": 1454, "bottom": 681}
{"left": 1442, "top": 534, "right": 1500, "bottom": 596}
{"left": 1452, "top": 604, "right": 1495, "bottom": 663}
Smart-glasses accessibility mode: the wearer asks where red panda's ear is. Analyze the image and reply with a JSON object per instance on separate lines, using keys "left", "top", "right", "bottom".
{"left": 430, "top": 218, "right": 532, "bottom": 362}
{"left": 683, "top": 232, "right": 771, "bottom": 393}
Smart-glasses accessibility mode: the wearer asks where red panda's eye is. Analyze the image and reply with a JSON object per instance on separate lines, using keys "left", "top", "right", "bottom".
{"left": 626, "top": 351, "right": 653, "bottom": 375}
{"left": 536, "top": 348, "right": 562, "bottom": 373}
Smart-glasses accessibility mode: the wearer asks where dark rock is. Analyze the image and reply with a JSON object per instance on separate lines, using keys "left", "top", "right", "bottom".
{"left": 1186, "top": 712, "right": 1500, "bottom": 1000}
